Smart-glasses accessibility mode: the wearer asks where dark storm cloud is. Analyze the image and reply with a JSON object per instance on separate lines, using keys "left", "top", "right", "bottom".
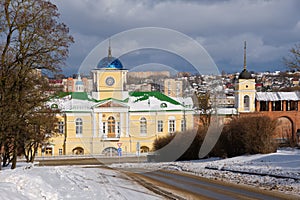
{"left": 52, "top": 0, "right": 300, "bottom": 75}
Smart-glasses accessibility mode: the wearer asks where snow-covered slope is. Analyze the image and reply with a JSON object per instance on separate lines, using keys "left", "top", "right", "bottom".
{"left": 0, "top": 164, "right": 160, "bottom": 200}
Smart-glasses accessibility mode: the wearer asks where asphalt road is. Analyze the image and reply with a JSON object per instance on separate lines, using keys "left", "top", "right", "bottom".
{"left": 36, "top": 158, "right": 298, "bottom": 200}
{"left": 132, "top": 170, "right": 299, "bottom": 200}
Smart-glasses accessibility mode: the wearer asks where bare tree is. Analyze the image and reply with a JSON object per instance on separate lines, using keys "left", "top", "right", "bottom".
{"left": 0, "top": 0, "right": 73, "bottom": 169}
{"left": 23, "top": 105, "right": 59, "bottom": 163}
{"left": 284, "top": 43, "right": 300, "bottom": 71}
{"left": 192, "top": 92, "right": 211, "bottom": 127}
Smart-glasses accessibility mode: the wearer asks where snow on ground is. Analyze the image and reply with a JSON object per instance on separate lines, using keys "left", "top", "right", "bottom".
{"left": 1, "top": 148, "right": 299, "bottom": 199}
{"left": 0, "top": 164, "right": 161, "bottom": 200}
{"left": 111, "top": 148, "right": 300, "bottom": 197}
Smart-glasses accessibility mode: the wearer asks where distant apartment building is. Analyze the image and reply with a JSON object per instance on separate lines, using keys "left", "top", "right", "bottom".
{"left": 65, "top": 77, "right": 75, "bottom": 92}
{"left": 164, "top": 78, "right": 183, "bottom": 97}
{"left": 48, "top": 75, "right": 93, "bottom": 93}
{"left": 209, "top": 95, "right": 235, "bottom": 108}
{"left": 177, "top": 72, "right": 191, "bottom": 77}
{"left": 128, "top": 71, "right": 170, "bottom": 79}
{"left": 126, "top": 83, "right": 152, "bottom": 92}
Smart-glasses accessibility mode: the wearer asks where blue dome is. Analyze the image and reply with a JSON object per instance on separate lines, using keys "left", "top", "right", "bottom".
{"left": 97, "top": 56, "right": 123, "bottom": 69}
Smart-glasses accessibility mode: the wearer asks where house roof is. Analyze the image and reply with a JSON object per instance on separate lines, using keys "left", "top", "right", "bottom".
{"left": 93, "top": 98, "right": 128, "bottom": 108}
{"left": 256, "top": 92, "right": 300, "bottom": 101}
{"left": 128, "top": 91, "right": 191, "bottom": 112}
{"left": 129, "top": 91, "right": 181, "bottom": 105}
{"left": 56, "top": 92, "right": 97, "bottom": 102}
{"left": 50, "top": 91, "right": 192, "bottom": 112}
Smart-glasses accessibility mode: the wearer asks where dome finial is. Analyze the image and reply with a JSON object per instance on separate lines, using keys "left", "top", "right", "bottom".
{"left": 108, "top": 38, "right": 112, "bottom": 58}
{"left": 243, "top": 41, "right": 247, "bottom": 70}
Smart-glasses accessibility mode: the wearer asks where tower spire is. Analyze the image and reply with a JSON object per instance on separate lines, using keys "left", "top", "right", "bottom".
{"left": 108, "top": 38, "right": 112, "bottom": 58}
{"left": 243, "top": 41, "right": 247, "bottom": 70}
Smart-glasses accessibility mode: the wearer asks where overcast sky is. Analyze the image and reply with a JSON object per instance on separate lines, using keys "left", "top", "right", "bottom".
{"left": 51, "top": 0, "right": 300, "bottom": 76}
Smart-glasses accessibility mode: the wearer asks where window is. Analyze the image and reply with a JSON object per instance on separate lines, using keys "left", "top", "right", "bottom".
{"left": 169, "top": 120, "right": 175, "bottom": 133}
{"left": 181, "top": 119, "right": 186, "bottom": 132}
{"left": 176, "top": 82, "right": 181, "bottom": 96}
{"left": 273, "top": 101, "right": 282, "bottom": 111}
{"left": 58, "top": 121, "right": 64, "bottom": 134}
{"left": 160, "top": 103, "right": 167, "bottom": 108}
{"left": 75, "top": 118, "right": 83, "bottom": 136}
{"left": 59, "top": 148, "right": 63, "bottom": 155}
{"left": 108, "top": 116, "right": 115, "bottom": 135}
{"left": 244, "top": 95, "right": 250, "bottom": 111}
{"left": 140, "top": 117, "right": 147, "bottom": 135}
{"left": 45, "top": 147, "right": 52, "bottom": 156}
{"left": 288, "top": 101, "right": 297, "bottom": 111}
{"left": 72, "top": 147, "right": 84, "bottom": 155}
{"left": 117, "top": 122, "right": 120, "bottom": 137}
{"left": 158, "top": 120, "right": 163, "bottom": 132}
{"left": 260, "top": 101, "right": 269, "bottom": 111}
{"left": 51, "top": 104, "right": 58, "bottom": 109}
{"left": 102, "top": 122, "right": 106, "bottom": 134}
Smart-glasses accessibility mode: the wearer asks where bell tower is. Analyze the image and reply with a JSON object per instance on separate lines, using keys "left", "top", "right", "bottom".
{"left": 91, "top": 40, "right": 128, "bottom": 100}
{"left": 235, "top": 41, "right": 256, "bottom": 112}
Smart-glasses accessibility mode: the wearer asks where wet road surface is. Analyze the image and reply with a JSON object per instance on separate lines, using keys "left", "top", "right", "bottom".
{"left": 134, "top": 170, "right": 298, "bottom": 200}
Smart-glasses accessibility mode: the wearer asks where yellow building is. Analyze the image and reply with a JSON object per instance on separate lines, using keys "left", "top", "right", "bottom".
{"left": 43, "top": 46, "right": 194, "bottom": 156}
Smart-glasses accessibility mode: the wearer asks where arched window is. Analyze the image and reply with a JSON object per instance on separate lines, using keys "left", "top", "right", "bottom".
{"left": 244, "top": 95, "right": 250, "bottom": 111}
{"left": 72, "top": 147, "right": 84, "bottom": 155}
{"left": 140, "top": 117, "right": 147, "bottom": 135}
{"left": 102, "top": 147, "right": 118, "bottom": 156}
{"left": 140, "top": 146, "right": 150, "bottom": 153}
{"left": 108, "top": 116, "right": 115, "bottom": 135}
{"left": 75, "top": 118, "right": 83, "bottom": 136}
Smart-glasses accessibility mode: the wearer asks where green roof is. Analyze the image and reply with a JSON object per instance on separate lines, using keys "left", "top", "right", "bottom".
{"left": 129, "top": 91, "right": 181, "bottom": 105}
{"left": 55, "top": 92, "right": 97, "bottom": 102}
{"left": 54, "top": 92, "right": 71, "bottom": 98}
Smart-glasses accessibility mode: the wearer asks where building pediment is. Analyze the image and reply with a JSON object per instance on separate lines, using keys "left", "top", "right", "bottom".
{"left": 93, "top": 99, "right": 128, "bottom": 108}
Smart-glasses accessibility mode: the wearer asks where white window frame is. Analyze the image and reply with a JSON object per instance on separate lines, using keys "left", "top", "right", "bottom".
{"left": 168, "top": 119, "right": 175, "bottom": 133}
{"left": 157, "top": 120, "right": 163, "bottom": 132}
{"left": 58, "top": 121, "right": 64, "bottom": 134}
{"left": 75, "top": 118, "right": 83, "bottom": 136}
{"left": 140, "top": 117, "right": 147, "bottom": 135}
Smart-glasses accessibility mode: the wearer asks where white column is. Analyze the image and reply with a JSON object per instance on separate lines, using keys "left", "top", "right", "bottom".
{"left": 126, "top": 111, "right": 129, "bottom": 137}
{"left": 92, "top": 111, "right": 96, "bottom": 137}
{"left": 99, "top": 113, "right": 103, "bottom": 137}
{"left": 120, "top": 112, "right": 124, "bottom": 137}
